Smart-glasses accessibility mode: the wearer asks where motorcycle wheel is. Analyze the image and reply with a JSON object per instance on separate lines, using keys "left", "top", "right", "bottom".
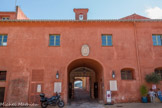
{"left": 41, "top": 102, "right": 48, "bottom": 108}
{"left": 58, "top": 101, "right": 65, "bottom": 108}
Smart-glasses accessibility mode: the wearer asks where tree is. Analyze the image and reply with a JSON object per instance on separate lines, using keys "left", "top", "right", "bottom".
{"left": 145, "top": 72, "right": 161, "bottom": 84}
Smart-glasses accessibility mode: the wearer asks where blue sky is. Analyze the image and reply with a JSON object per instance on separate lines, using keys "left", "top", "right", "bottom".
{"left": 0, "top": 0, "right": 162, "bottom": 19}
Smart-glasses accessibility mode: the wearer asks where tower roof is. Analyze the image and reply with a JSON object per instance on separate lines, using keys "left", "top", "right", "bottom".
{"left": 120, "top": 13, "right": 150, "bottom": 20}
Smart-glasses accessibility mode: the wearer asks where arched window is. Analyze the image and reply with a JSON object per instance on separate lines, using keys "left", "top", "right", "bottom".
{"left": 155, "top": 68, "right": 162, "bottom": 80}
{"left": 121, "top": 68, "right": 134, "bottom": 80}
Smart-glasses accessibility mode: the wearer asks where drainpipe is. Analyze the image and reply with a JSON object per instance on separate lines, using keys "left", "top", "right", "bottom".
{"left": 133, "top": 21, "right": 142, "bottom": 85}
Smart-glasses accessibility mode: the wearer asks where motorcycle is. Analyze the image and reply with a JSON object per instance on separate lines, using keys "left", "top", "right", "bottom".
{"left": 40, "top": 92, "right": 65, "bottom": 108}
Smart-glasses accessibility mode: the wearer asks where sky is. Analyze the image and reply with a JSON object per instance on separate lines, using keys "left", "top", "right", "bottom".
{"left": 0, "top": 0, "right": 162, "bottom": 19}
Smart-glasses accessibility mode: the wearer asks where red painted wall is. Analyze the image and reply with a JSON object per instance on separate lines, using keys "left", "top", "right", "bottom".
{"left": 0, "top": 12, "right": 16, "bottom": 20}
{"left": 0, "top": 21, "right": 162, "bottom": 104}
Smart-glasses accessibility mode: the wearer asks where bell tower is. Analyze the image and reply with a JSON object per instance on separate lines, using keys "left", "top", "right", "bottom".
{"left": 73, "top": 8, "right": 89, "bottom": 20}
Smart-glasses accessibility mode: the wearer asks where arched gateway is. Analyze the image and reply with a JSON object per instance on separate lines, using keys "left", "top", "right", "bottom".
{"left": 67, "top": 58, "right": 104, "bottom": 102}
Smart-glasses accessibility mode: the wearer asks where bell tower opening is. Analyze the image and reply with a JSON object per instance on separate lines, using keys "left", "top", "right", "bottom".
{"left": 73, "top": 8, "right": 89, "bottom": 20}
{"left": 79, "top": 14, "right": 84, "bottom": 20}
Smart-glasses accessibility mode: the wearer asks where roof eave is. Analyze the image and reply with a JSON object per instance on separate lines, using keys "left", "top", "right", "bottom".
{"left": 0, "top": 19, "right": 162, "bottom": 22}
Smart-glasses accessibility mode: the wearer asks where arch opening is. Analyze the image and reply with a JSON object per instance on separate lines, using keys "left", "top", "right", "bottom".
{"left": 74, "top": 80, "right": 83, "bottom": 88}
{"left": 67, "top": 58, "right": 104, "bottom": 102}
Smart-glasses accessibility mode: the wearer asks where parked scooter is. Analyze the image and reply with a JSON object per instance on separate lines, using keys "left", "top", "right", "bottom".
{"left": 40, "top": 92, "right": 64, "bottom": 108}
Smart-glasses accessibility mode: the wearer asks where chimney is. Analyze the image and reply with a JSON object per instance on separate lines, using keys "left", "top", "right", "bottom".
{"left": 73, "top": 8, "right": 89, "bottom": 20}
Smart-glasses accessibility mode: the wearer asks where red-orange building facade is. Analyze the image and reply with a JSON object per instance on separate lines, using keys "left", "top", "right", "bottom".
{"left": 0, "top": 7, "right": 162, "bottom": 104}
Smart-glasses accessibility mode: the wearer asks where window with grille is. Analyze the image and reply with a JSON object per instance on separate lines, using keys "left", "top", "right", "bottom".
{"left": 49, "top": 35, "right": 60, "bottom": 46}
{"left": 121, "top": 69, "right": 133, "bottom": 80}
{"left": 152, "top": 35, "right": 162, "bottom": 46}
{"left": 0, "top": 35, "right": 8, "bottom": 46}
{"left": 0, "top": 71, "right": 7, "bottom": 81}
{"left": 155, "top": 69, "right": 162, "bottom": 80}
{"left": 102, "top": 35, "right": 112, "bottom": 46}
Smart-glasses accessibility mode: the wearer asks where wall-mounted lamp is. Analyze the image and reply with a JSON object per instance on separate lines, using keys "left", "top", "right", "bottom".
{"left": 112, "top": 70, "right": 115, "bottom": 79}
{"left": 56, "top": 71, "right": 59, "bottom": 79}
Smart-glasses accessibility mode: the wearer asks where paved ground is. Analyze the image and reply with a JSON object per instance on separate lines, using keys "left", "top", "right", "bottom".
{"left": 6, "top": 102, "right": 161, "bottom": 108}
{"left": 2, "top": 101, "right": 162, "bottom": 108}
{"left": 73, "top": 88, "right": 90, "bottom": 100}
{"left": 3, "top": 88, "right": 162, "bottom": 108}
{"left": 66, "top": 88, "right": 162, "bottom": 108}
{"left": 67, "top": 88, "right": 104, "bottom": 108}
{"left": 104, "top": 103, "right": 162, "bottom": 108}
{"left": 68, "top": 103, "right": 162, "bottom": 108}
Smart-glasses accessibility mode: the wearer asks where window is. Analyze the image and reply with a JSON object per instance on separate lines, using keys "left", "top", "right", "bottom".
{"left": 2, "top": 17, "right": 9, "bottom": 20}
{"left": 49, "top": 35, "right": 60, "bottom": 46}
{"left": 79, "top": 14, "right": 83, "bottom": 20}
{"left": 0, "top": 35, "right": 8, "bottom": 46}
{"left": 102, "top": 35, "right": 112, "bottom": 46}
{"left": 121, "top": 69, "right": 134, "bottom": 80}
{"left": 0, "top": 71, "right": 7, "bottom": 81}
{"left": 155, "top": 68, "right": 162, "bottom": 80}
{"left": 152, "top": 35, "right": 162, "bottom": 46}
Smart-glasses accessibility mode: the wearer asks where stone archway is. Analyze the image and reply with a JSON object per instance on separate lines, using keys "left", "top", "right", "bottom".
{"left": 67, "top": 58, "right": 104, "bottom": 102}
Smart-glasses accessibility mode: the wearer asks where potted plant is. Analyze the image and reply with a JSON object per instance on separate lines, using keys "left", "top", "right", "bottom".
{"left": 140, "top": 85, "right": 148, "bottom": 103}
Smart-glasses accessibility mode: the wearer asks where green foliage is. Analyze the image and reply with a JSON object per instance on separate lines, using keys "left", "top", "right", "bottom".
{"left": 145, "top": 72, "right": 161, "bottom": 84}
{"left": 140, "top": 85, "right": 148, "bottom": 97}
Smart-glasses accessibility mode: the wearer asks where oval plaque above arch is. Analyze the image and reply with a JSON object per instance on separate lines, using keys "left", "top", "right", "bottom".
{"left": 81, "top": 44, "right": 90, "bottom": 56}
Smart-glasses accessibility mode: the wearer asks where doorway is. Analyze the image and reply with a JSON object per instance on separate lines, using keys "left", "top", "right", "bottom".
{"left": 0, "top": 87, "right": 5, "bottom": 105}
